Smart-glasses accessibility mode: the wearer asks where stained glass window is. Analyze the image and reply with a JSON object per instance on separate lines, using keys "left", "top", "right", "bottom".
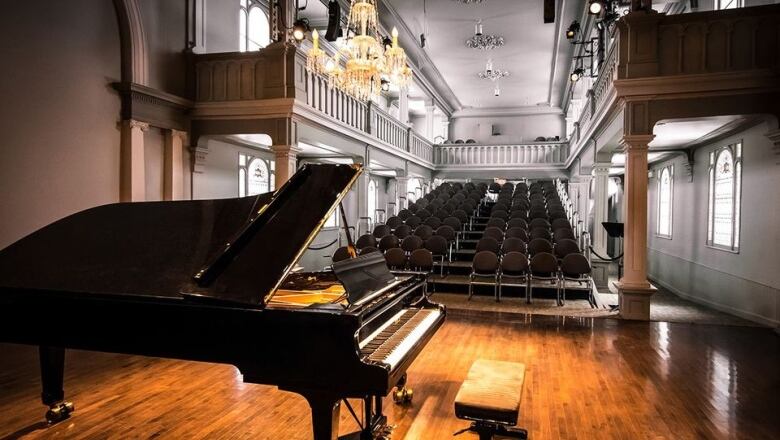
{"left": 238, "top": 153, "right": 274, "bottom": 197}
{"left": 707, "top": 143, "right": 742, "bottom": 251}
{"left": 657, "top": 165, "right": 673, "bottom": 238}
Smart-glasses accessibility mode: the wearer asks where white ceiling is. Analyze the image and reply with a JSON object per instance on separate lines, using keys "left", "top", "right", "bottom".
{"left": 649, "top": 116, "right": 743, "bottom": 149}
{"left": 387, "top": 0, "right": 568, "bottom": 110}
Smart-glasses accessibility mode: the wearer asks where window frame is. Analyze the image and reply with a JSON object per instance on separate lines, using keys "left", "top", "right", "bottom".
{"left": 716, "top": 0, "right": 743, "bottom": 10}
{"left": 238, "top": 152, "right": 275, "bottom": 197}
{"left": 240, "top": 0, "right": 270, "bottom": 52}
{"left": 655, "top": 164, "right": 674, "bottom": 239}
{"left": 706, "top": 142, "right": 743, "bottom": 253}
{"left": 368, "top": 179, "right": 378, "bottom": 224}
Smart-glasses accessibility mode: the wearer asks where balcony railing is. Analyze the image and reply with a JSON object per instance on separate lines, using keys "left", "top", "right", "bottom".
{"left": 434, "top": 142, "right": 569, "bottom": 168}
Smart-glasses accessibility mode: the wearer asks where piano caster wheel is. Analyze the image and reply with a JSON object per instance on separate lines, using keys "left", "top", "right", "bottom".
{"left": 392, "top": 387, "right": 413, "bottom": 404}
{"left": 45, "top": 401, "right": 74, "bottom": 424}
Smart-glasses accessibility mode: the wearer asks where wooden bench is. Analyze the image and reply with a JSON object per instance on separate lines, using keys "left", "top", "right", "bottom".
{"left": 454, "top": 359, "right": 528, "bottom": 439}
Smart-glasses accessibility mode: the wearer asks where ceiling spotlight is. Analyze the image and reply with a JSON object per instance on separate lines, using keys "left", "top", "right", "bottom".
{"left": 381, "top": 79, "right": 391, "bottom": 92}
{"left": 588, "top": 0, "right": 604, "bottom": 15}
{"left": 566, "top": 21, "right": 580, "bottom": 40}
{"left": 494, "top": 83, "right": 501, "bottom": 97}
{"left": 570, "top": 67, "right": 585, "bottom": 82}
{"left": 292, "top": 19, "right": 310, "bottom": 42}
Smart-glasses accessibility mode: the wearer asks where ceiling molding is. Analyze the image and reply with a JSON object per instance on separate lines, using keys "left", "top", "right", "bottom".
{"left": 452, "top": 106, "right": 564, "bottom": 119}
{"left": 547, "top": 0, "right": 565, "bottom": 106}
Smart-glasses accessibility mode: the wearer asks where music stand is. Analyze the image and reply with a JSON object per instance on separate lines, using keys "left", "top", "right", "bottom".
{"left": 601, "top": 222, "right": 624, "bottom": 278}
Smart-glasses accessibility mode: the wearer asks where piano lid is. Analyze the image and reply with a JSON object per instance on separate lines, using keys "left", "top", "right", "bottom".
{"left": 0, "top": 163, "right": 361, "bottom": 308}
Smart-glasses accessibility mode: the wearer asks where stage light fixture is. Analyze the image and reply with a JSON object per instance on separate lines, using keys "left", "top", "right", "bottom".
{"left": 588, "top": 0, "right": 604, "bottom": 15}
{"left": 292, "top": 19, "right": 310, "bottom": 42}
{"left": 566, "top": 21, "right": 580, "bottom": 40}
{"left": 570, "top": 68, "right": 585, "bottom": 82}
{"left": 381, "top": 79, "right": 391, "bottom": 92}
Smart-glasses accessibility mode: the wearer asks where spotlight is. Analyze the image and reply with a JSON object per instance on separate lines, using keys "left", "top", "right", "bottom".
{"left": 566, "top": 21, "right": 580, "bottom": 40}
{"left": 570, "top": 68, "right": 585, "bottom": 82}
{"left": 381, "top": 79, "right": 391, "bottom": 92}
{"left": 494, "top": 84, "right": 500, "bottom": 97}
{"left": 292, "top": 19, "right": 310, "bottom": 42}
{"left": 588, "top": 0, "right": 604, "bottom": 15}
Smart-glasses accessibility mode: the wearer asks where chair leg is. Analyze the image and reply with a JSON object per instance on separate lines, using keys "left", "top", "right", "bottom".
{"left": 468, "top": 275, "right": 474, "bottom": 300}
{"left": 495, "top": 276, "right": 500, "bottom": 302}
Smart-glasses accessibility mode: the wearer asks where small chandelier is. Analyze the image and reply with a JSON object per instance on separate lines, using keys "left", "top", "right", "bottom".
{"left": 478, "top": 59, "right": 509, "bottom": 81}
{"left": 305, "top": 0, "right": 411, "bottom": 101}
{"left": 451, "top": 0, "right": 486, "bottom": 3}
{"left": 465, "top": 20, "right": 504, "bottom": 51}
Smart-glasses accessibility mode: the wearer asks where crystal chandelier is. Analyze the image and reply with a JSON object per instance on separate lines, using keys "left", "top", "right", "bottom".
{"left": 305, "top": 0, "right": 412, "bottom": 101}
{"left": 465, "top": 20, "right": 504, "bottom": 50}
{"left": 478, "top": 59, "right": 510, "bottom": 81}
{"left": 451, "top": 0, "right": 486, "bottom": 3}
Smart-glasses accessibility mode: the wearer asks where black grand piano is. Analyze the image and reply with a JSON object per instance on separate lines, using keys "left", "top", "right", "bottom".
{"left": 0, "top": 163, "right": 445, "bottom": 440}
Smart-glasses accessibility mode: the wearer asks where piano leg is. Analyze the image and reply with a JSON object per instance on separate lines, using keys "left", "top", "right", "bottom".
{"left": 302, "top": 391, "right": 341, "bottom": 440}
{"left": 39, "top": 346, "right": 74, "bottom": 424}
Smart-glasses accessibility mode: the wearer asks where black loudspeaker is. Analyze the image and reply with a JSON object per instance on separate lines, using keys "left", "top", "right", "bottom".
{"left": 324, "top": 0, "right": 341, "bottom": 41}
{"left": 544, "top": 0, "right": 555, "bottom": 23}
{"left": 689, "top": 0, "right": 699, "bottom": 9}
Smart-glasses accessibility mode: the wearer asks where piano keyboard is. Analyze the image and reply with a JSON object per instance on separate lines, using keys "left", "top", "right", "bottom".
{"left": 359, "top": 308, "right": 442, "bottom": 369}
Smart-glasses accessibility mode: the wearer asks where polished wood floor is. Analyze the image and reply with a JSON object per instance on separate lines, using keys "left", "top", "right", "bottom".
{"left": 0, "top": 311, "right": 778, "bottom": 440}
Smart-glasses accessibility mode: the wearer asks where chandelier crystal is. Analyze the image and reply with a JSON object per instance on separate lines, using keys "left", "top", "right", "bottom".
{"left": 465, "top": 20, "right": 504, "bottom": 50}
{"left": 478, "top": 59, "right": 510, "bottom": 81}
{"left": 305, "top": 0, "right": 412, "bottom": 101}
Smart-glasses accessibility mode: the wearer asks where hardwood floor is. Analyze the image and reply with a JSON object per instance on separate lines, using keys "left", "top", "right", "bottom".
{"left": 0, "top": 310, "right": 777, "bottom": 439}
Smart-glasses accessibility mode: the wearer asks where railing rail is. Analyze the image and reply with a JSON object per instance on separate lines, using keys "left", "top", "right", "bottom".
{"left": 410, "top": 130, "right": 433, "bottom": 163}
{"left": 368, "top": 103, "right": 408, "bottom": 152}
{"left": 434, "top": 142, "right": 568, "bottom": 167}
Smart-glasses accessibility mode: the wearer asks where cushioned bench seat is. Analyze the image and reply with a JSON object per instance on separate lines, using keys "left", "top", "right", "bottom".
{"left": 454, "top": 359, "right": 526, "bottom": 426}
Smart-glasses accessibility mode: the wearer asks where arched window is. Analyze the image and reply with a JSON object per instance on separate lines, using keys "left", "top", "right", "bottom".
{"left": 707, "top": 142, "right": 742, "bottom": 251}
{"left": 656, "top": 165, "right": 673, "bottom": 238}
{"left": 238, "top": 153, "right": 274, "bottom": 196}
{"left": 240, "top": 0, "right": 270, "bottom": 52}
{"left": 368, "top": 180, "right": 377, "bottom": 223}
{"left": 407, "top": 178, "right": 422, "bottom": 204}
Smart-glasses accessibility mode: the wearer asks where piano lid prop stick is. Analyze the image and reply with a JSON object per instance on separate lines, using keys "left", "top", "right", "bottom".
{"left": 339, "top": 202, "right": 357, "bottom": 258}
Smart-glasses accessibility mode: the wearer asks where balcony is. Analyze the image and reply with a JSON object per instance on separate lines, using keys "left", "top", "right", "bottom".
{"left": 434, "top": 142, "right": 569, "bottom": 171}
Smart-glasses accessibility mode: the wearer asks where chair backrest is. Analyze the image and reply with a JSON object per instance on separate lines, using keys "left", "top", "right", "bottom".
{"left": 359, "top": 246, "right": 379, "bottom": 255}
{"left": 355, "top": 234, "right": 376, "bottom": 249}
{"left": 486, "top": 217, "right": 506, "bottom": 230}
{"left": 491, "top": 209, "right": 509, "bottom": 220}
{"left": 561, "top": 253, "right": 591, "bottom": 278}
{"left": 501, "top": 251, "right": 529, "bottom": 276}
{"left": 529, "top": 218, "right": 551, "bottom": 230}
{"left": 424, "top": 216, "right": 441, "bottom": 229}
{"left": 378, "top": 235, "right": 399, "bottom": 252}
{"left": 530, "top": 227, "right": 552, "bottom": 241}
{"left": 414, "top": 224, "right": 434, "bottom": 241}
{"left": 386, "top": 216, "right": 403, "bottom": 229}
{"left": 405, "top": 215, "right": 422, "bottom": 228}
{"left": 425, "top": 235, "right": 448, "bottom": 255}
{"left": 554, "top": 238, "right": 580, "bottom": 259}
{"left": 553, "top": 228, "right": 576, "bottom": 242}
{"left": 416, "top": 209, "right": 432, "bottom": 220}
{"left": 384, "top": 247, "right": 407, "bottom": 269}
{"left": 501, "top": 237, "right": 527, "bottom": 254}
{"left": 398, "top": 209, "right": 412, "bottom": 221}
{"left": 443, "top": 216, "right": 462, "bottom": 231}
{"left": 435, "top": 209, "right": 450, "bottom": 220}
{"left": 401, "top": 235, "right": 424, "bottom": 252}
{"left": 528, "top": 238, "right": 553, "bottom": 256}
{"left": 409, "top": 248, "right": 434, "bottom": 271}
{"left": 436, "top": 225, "right": 456, "bottom": 242}
{"left": 472, "top": 251, "right": 499, "bottom": 274}
{"left": 509, "top": 210, "right": 528, "bottom": 220}
{"left": 530, "top": 252, "right": 558, "bottom": 276}
{"left": 332, "top": 246, "right": 352, "bottom": 263}
{"left": 505, "top": 227, "right": 528, "bottom": 242}
{"left": 373, "top": 224, "right": 391, "bottom": 238}
{"left": 482, "top": 226, "right": 504, "bottom": 243}
{"left": 393, "top": 224, "right": 411, "bottom": 239}
{"left": 476, "top": 237, "right": 501, "bottom": 254}
{"left": 507, "top": 218, "right": 528, "bottom": 230}
{"left": 551, "top": 218, "right": 571, "bottom": 230}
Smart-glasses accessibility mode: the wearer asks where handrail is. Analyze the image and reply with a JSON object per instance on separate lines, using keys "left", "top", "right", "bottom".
{"left": 435, "top": 142, "right": 568, "bottom": 166}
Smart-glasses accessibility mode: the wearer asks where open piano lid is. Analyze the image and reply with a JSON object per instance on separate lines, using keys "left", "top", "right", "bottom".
{"left": 0, "top": 163, "right": 362, "bottom": 309}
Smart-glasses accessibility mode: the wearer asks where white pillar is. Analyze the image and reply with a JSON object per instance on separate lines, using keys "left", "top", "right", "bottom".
{"left": 164, "top": 129, "right": 186, "bottom": 201}
{"left": 425, "top": 103, "right": 435, "bottom": 141}
{"left": 398, "top": 86, "right": 409, "bottom": 125}
{"left": 617, "top": 134, "right": 656, "bottom": 320}
{"left": 396, "top": 176, "right": 409, "bottom": 210}
{"left": 591, "top": 163, "right": 611, "bottom": 258}
{"left": 120, "top": 119, "right": 148, "bottom": 202}
{"left": 271, "top": 144, "right": 301, "bottom": 189}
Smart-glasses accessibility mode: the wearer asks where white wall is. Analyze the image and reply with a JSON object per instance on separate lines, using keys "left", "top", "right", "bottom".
{"left": 450, "top": 114, "right": 565, "bottom": 144}
{"left": 192, "top": 138, "right": 274, "bottom": 200}
{"left": 647, "top": 121, "right": 780, "bottom": 325}
{"left": 0, "top": 1, "right": 122, "bottom": 249}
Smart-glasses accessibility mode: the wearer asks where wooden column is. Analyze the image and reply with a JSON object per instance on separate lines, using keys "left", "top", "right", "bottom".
{"left": 272, "top": 144, "right": 301, "bottom": 190}
{"left": 163, "top": 129, "right": 186, "bottom": 200}
{"left": 617, "top": 134, "right": 656, "bottom": 320}
{"left": 120, "top": 119, "right": 148, "bottom": 202}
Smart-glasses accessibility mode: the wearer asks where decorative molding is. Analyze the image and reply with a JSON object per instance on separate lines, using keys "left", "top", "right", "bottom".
{"left": 619, "top": 134, "right": 656, "bottom": 151}
{"left": 114, "top": 82, "right": 193, "bottom": 131}
{"left": 614, "top": 70, "right": 780, "bottom": 98}
{"left": 126, "top": 119, "right": 150, "bottom": 131}
{"left": 766, "top": 128, "right": 780, "bottom": 165}
{"left": 113, "top": 0, "right": 148, "bottom": 85}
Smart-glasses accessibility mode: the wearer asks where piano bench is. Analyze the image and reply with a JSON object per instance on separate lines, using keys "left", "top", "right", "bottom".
{"left": 454, "top": 359, "right": 527, "bottom": 440}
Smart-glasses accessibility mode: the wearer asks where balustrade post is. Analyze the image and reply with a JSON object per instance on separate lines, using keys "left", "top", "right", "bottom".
{"left": 365, "top": 101, "right": 373, "bottom": 135}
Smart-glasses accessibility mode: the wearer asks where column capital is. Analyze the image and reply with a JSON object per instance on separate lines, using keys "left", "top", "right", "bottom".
{"left": 125, "top": 119, "right": 149, "bottom": 132}
{"left": 592, "top": 162, "right": 611, "bottom": 176}
{"left": 168, "top": 128, "right": 188, "bottom": 141}
{"left": 619, "top": 134, "right": 655, "bottom": 151}
{"left": 271, "top": 144, "right": 302, "bottom": 155}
